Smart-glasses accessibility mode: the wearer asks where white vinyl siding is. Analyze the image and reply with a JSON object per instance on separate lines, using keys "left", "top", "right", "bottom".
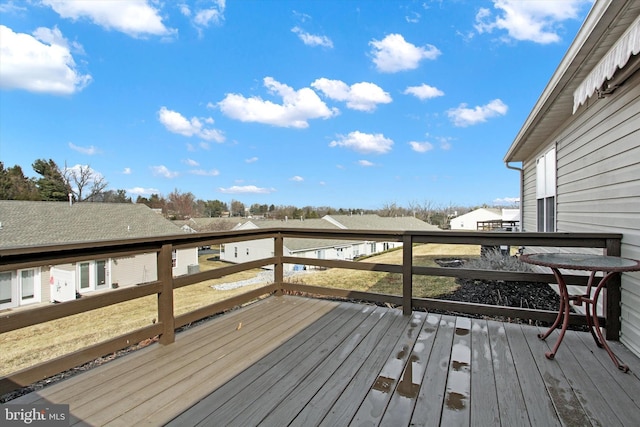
{"left": 522, "top": 70, "right": 640, "bottom": 356}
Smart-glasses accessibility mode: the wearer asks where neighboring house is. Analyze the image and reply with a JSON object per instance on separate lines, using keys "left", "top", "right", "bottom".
{"left": 173, "top": 217, "right": 247, "bottom": 233}
{"left": 220, "top": 214, "right": 440, "bottom": 270}
{"left": 503, "top": 0, "right": 640, "bottom": 355}
{"left": 0, "top": 201, "right": 197, "bottom": 309}
{"left": 449, "top": 208, "right": 520, "bottom": 231}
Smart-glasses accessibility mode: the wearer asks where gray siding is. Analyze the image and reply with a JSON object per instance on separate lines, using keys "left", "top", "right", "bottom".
{"left": 522, "top": 71, "right": 640, "bottom": 355}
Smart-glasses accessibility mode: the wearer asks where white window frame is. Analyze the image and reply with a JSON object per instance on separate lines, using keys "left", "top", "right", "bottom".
{"left": 536, "top": 148, "right": 556, "bottom": 232}
{"left": 76, "top": 260, "right": 110, "bottom": 293}
{"left": 0, "top": 271, "right": 16, "bottom": 309}
{"left": 0, "top": 268, "right": 42, "bottom": 308}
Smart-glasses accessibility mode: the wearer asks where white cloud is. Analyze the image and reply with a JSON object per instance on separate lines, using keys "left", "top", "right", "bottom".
{"left": 329, "top": 131, "right": 394, "bottom": 154}
{"left": 358, "top": 160, "right": 375, "bottom": 167}
{"left": 406, "top": 12, "right": 421, "bottom": 24}
{"left": 447, "top": 99, "right": 508, "bottom": 127}
{"left": 218, "top": 77, "right": 338, "bottom": 128}
{"left": 158, "top": 107, "right": 225, "bottom": 142}
{"left": 404, "top": 84, "right": 444, "bottom": 100}
{"left": 194, "top": 0, "right": 226, "bottom": 28}
{"left": 41, "top": 0, "right": 175, "bottom": 38}
{"left": 369, "top": 33, "right": 440, "bottom": 73}
{"left": 311, "top": 78, "right": 392, "bottom": 112}
{"left": 69, "top": 142, "right": 99, "bottom": 155}
{"left": 64, "top": 164, "right": 103, "bottom": 179}
{"left": 190, "top": 169, "right": 220, "bottom": 176}
{"left": 291, "top": 26, "right": 333, "bottom": 48}
{"left": 245, "top": 157, "right": 259, "bottom": 163}
{"left": 409, "top": 141, "right": 434, "bottom": 153}
{"left": 290, "top": 176, "right": 304, "bottom": 182}
{"left": 218, "top": 185, "right": 274, "bottom": 194}
{"left": 475, "top": 0, "right": 590, "bottom": 44}
{"left": 151, "top": 165, "right": 179, "bottom": 178}
{"left": 0, "top": 25, "right": 91, "bottom": 95}
{"left": 183, "top": 158, "right": 199, "bottom": 166}
{"left": 128, "top": 186, "right": 160, "bottom": 195}
{"left": 123, "top": 167, "right": 132, "bottom": 175}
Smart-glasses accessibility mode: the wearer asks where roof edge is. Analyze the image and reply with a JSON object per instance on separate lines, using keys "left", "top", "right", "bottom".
{"left": 503, "top": 0, "right": 612, "bottom": 163}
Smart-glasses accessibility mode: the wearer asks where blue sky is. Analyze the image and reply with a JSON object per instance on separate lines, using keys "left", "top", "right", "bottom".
{"left": 0, "top": 0, "right": 594, "bottom": 209}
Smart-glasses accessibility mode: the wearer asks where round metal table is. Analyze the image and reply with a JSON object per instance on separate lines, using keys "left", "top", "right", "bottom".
{"left": 520, "top": 253, "right": 640, "bottom": 372}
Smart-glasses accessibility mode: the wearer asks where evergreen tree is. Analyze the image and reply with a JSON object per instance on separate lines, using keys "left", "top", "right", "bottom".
{"left": 32, "top": 159, "right": 71, "bottom": 201}
{"left": 0, "top": 162, "right": 40, "bottom": 200}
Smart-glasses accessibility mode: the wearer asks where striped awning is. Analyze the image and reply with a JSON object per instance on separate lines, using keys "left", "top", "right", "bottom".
{"left": 573, "top": 14, "right": 640, "bottom": 113}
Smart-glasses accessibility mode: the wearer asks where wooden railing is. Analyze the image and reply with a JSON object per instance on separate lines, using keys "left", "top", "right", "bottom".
{"left": 0, "top": 228, "right": 623, "bottom": 395}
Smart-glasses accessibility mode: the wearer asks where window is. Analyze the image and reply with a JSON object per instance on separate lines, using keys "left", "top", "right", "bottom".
{"left": 1, "top": 268, "right": 41, "bottom": 308}
{"left": 172, "top": 250, "right": 177, "bottom": 268}
{"left": 20, "top": 269, "right": 35, "bottom": 300}
{"left": 77, "top": 260, "right": 110, "bottom": 292}
{"left": 536, "top": 148, "right": 556, "bottom": 232}
{"left": 0, "top": 272, "right": 13, "bottom": 306}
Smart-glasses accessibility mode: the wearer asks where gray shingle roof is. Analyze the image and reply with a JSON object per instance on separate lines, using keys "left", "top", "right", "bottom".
{"left": 325, "top": 214, "right": 440, "bottom": 231}
{"left": 0, "top": 201, "right": 184, "bottom": 249}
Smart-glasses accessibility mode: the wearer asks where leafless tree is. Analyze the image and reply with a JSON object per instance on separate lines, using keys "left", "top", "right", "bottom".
{"left": 63, "top": 164, "right": 108, "bottom": 202}
{"left": 167, "top": 189, "right": 196, "bottom": 219}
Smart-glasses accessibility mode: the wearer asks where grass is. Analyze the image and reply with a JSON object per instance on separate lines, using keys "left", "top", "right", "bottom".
{"left": 287, "top": 243, "right": 480, "bottom": 298}
{"left": 0, "top": 244, "right": 480, "bottom": 376}
{"left": 0, "top": 256, "right": 268, "bottom": 377}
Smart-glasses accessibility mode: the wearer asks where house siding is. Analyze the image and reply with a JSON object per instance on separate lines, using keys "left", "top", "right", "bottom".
{"left": 111, "top": 254, "right": 158, "bottom": 286}
{"left": 522, "top": 70, "right": 640, "bottom": 355}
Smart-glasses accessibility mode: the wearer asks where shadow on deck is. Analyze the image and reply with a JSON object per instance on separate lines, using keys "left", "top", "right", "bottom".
{"left": 7, "top": 295, "right": 640, "bottom": 426}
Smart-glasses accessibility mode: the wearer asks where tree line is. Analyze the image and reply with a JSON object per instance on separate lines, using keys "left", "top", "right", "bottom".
{"left": 1, "top": 159, "right": 498, "bottom": 228}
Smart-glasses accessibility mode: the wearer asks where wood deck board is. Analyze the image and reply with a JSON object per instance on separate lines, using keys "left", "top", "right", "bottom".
{"left": 103, "top": 298, "right": 337, "bottom": 427}
{"left": 350, "top": 311, "right": 428, "bottom": 426}
{"left": 409, "top": 314, "right": 456, "bottom": 427}
{"left": 259, "top": 306, "right": 398, "bottom": 426}
{"left": 562, "top": 329, "right": 640, "bottom": 426}
{"left": 185, "top": 302, "right": 365, "bottom": 426}
{"left": 7, "top": 295, "right": 640, "bottom": 427}
{"left": 212, "top": 303, "right": 373, "bottom": 426}
{"left": 289, "top": 309, "right": 406, "bottom": 427}
{"left": 72, "top": 297, "right": 322, "bottom": 425}
{"left": 487, "top": 320, "right": 531, "bottom": 426}
{"left": 315, "top": 310, "right": 410, "bottom": 427}
{"left": 502, "top": 322, "right": 562, "bottom": 427}
{"left": 469, "top": 318, "right": 500, "bottom": 427}
{"left": 70, "top": 296, "right": 303, "bottom": 417}
{"left": 523, "top": 325, "right": 595, "bottom": 426}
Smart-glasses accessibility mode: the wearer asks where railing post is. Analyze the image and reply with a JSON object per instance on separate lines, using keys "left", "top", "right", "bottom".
{"left": 157, "top": 244, "right": 175, "bottom": 345}
{"left": 605, "top": 237, "right": 622, "bottom": 340}
{"left": 274, "top": 233, "right": 284, "bottom": 295}
{"left": 402, "top": 234, "right": 413, "bottom": 316}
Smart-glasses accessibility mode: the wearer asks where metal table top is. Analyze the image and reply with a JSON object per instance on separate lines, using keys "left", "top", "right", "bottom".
{"left": 521, "top": 253, "right": 640, "bottom": 272}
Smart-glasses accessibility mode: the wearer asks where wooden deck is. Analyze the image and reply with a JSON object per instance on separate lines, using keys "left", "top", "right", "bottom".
{"left": 8, "top": 295, "right": 640, "bottom": 426}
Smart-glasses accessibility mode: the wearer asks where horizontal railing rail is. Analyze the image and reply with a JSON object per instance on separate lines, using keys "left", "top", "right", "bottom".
{"left": 0, "top": 228, "right": 623, "bottom": 396}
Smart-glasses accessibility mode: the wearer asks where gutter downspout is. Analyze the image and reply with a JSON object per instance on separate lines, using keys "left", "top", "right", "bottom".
{"left": 506, "top": 162, "right": 524, "bottom": 231}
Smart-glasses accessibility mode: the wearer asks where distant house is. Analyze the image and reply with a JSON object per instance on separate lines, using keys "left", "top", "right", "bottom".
{"left": 450, "top": 208, "right": 520, "bottom": 231}
{"left": 503, "top": 0, "right": 640, "bottom": 355}
{"left": 0, "top": 201, "right": 197, "bottom": 309}
{"left": 219, "top": 214, "right": 440, "bottom": 270}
